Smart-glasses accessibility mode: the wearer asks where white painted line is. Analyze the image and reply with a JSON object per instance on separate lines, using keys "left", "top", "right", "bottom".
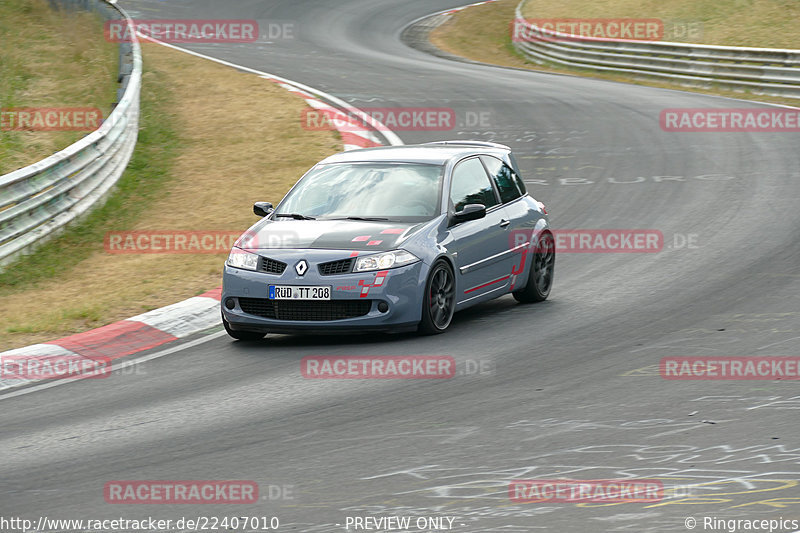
{"left": 413, "top": 0, "right": 799, "bottom": 110}
{"left": 0, "top": 330, "right": 227, "bottom": 401}
{"left": 405, "top": 1, "right": 497, "bottom": 28}
{"left": 135, "top": 34, "right": 404, "bottom": 146}
{"left": 0, "top": 7, "right": 410, "bottom": 391}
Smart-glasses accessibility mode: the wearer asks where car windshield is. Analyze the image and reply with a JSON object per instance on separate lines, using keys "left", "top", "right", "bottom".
{"left": 275, "top": 162, "right": 443, "bottom": 221}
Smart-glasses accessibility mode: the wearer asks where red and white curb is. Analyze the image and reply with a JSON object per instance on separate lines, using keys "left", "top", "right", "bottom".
{"left": 0, "top": 37, "right": 400, "bottom": 392}
{"left": 261, "top": 76, "right": 382, "bottom": 150}
{"left": 0, "top": 288, "right": 222, "bottom": 391}
{"left": 136, "top": 34, "right": 403, "bottom": 149}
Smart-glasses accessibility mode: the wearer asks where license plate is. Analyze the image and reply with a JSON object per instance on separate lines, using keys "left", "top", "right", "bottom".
{"left": 269, "top": 285, "right": 331, "bottom": 300}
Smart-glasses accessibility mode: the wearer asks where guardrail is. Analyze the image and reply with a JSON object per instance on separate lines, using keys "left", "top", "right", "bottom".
{"left": 0, "top": 0, "right": 141, "bottom": 270}
{"left": 513, "top": 0, "right": 800, "bottom": 99}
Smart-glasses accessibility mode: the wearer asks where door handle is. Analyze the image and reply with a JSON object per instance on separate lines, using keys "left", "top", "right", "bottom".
{"left": 499, "top": 219, "right": 511, "bottom": 228}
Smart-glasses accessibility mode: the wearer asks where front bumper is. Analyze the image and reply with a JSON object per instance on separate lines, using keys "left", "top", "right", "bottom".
{"left": 221, "top": 249, "right": 426, "bottom": 334}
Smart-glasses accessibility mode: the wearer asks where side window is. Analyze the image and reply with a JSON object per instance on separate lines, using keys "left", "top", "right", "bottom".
{"left": 449, "top": 158, "right": 499, "bottom": 212}
{"left": 481, "top": 156, "right": 525, "bottom": 203}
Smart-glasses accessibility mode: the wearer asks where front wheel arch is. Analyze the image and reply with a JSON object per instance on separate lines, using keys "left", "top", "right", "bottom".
{"left": 418, "top": 259, "right": 457, "bottom": 335}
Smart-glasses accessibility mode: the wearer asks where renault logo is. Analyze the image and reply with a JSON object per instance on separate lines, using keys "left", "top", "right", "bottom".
{"left": 295, "top": 260, "right": 308, "bottom": 276}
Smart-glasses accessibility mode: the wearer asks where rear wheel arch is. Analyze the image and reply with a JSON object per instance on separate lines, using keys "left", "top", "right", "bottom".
{"left": 513, "top": 229, "right": 555, "bottom": 303}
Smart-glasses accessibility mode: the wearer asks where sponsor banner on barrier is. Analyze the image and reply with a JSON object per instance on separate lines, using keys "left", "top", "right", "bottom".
{"left": 660, "top": 357, "right": 800, "bottom": 380}
{"left": 1, "top": 107, "right": 102, "bottom": 132}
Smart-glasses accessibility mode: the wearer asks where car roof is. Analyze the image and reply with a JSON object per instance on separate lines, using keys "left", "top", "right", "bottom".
{"left": 317, "top": 141, "right": 512, "bottom": 166}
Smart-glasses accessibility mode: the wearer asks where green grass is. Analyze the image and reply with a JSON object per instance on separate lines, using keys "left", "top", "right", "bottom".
{"left": 520, "top": 0, "right": 800, "bottom": 48}
{"left": 0, "top": 58, "right": 180, "bottom": 289}
{"left": 0, "top": 40, "right": 341, "bottom": 350}
{"left": 430, "top": 0, "right": 799, "bottom": 107}
{"left": 0, "top": 0, "right": 119, "bottom": 173}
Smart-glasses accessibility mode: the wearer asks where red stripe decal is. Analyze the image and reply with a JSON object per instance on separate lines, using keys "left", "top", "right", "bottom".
{"left": 464, "top": 275, "right": 511, "bottom": 294}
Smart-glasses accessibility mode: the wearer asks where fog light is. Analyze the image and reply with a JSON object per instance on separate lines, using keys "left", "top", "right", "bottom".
{"left": 377, "top": 301, "right": 389, "bottom": 313}
{"left": 225, "top": 298, "right": 236, "bottom": 310}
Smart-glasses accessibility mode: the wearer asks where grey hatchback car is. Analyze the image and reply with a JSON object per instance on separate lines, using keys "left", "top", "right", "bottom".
{"left": 221, "top": 141, "right": 554, "bottom": 340}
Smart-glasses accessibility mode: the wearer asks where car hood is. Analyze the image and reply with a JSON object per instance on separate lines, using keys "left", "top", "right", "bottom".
{"left": 235, "top": 219, "right": 424, "bottom": 252}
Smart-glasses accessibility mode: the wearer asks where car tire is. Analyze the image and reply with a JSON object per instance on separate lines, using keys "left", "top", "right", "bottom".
{"left": 513, "top": 231, "right": 555, "bottom": 303}
{"left": 419, "top": 260, "right": 456, "bottom": 335}
{"left": 222, "top": 313, "right": 266, "bottom": 341}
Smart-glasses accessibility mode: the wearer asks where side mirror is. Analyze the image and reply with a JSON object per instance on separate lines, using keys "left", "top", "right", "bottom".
{"left": 253, "top": 202, "right": 274, "bottom": 217}
{"left": 453, "top": 204, "right": 486, "bottom": 224}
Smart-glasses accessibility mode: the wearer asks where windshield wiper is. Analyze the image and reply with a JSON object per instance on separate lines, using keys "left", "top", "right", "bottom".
{"left": 274, "top": 213, "right": 316, "bottom": 220}
{"left": 327, "top": 216, "right": 389, "bottom": 221}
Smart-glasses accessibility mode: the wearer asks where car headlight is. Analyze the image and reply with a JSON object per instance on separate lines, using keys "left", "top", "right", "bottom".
{"left": 354, "top": 250, "right": 419, "bottom": 272}
{"left": 227, "top": 248, "right": 259, "bottom": 271}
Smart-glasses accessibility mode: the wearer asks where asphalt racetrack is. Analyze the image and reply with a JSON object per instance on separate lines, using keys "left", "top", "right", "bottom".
{"left": 2, "top": 1, "right": 799, "bottom": 531}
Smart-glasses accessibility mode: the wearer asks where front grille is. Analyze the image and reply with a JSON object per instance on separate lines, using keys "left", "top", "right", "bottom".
{"left": 259, "top": 257, "right": 287, "bottom": 275}
{"left": 318, "top": 258, "right": 354, "bottom": 275}
{"left": 239, "top": 298, "right": 372, "bottom": 321}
